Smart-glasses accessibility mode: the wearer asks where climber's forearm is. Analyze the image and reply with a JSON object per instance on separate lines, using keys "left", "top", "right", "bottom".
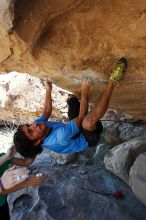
{"left": 11, "top": 157, "right": 36, "bottom": 167}
{"left": 43, "top": 89, "right": 52, "bottom": 119}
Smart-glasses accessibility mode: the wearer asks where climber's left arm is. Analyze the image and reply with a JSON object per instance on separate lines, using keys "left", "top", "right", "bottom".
{"left": 42, "top": 80, "right": 52, "bottom": 119}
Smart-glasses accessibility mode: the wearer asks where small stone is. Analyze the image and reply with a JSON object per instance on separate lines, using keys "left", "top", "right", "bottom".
{"left": 78, "top": 170, "right": 87, "bottom": 175}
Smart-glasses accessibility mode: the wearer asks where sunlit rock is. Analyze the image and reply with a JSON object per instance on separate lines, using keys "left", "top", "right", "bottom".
{"left": 104, "top": 137, "right": 146, "bottom": 183}
{"left": 0, "top": 0, "right": 14, "bottom": 31}
{"left": 0, "top": 72, "right": 70, "bottom": 124}
{"left": 0, "top": 24, "right": 11, "bottom": 63}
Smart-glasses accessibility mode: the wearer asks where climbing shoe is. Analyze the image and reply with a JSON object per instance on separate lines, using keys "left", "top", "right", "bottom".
{"left": 109, "top": 57, "right": 127, "bottom": 85}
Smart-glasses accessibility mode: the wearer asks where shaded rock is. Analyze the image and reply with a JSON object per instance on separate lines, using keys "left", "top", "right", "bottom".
{"left": 129, "top": 152, "right": 146, "bottom": 206}
{"left": 102, "top": 109, "right": 146, "bottom": 145}
{"left": 84, "top": 143, "right": 113, "bottom": 168}
{"left": 104, "top": 137, "right": 146, "bottom": 183}
{"left": 8, "top": 152, "right": 146, "bottom": 220}
{"left": 47, "top": 149, "right": 78, "bottom": 165}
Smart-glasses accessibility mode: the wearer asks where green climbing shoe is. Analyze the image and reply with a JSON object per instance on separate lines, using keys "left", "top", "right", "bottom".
{"left": 109, "top": 58, "right": 127, "bottom": 85}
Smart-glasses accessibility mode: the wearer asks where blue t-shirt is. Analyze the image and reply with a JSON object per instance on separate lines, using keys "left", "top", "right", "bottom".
{"left": 34, "top": 116, "right": 88, "bottom": 154}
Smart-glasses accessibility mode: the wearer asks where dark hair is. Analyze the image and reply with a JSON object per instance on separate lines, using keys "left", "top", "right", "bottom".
{"left": 13, "top": 126, "right": 43, "bottom": 158}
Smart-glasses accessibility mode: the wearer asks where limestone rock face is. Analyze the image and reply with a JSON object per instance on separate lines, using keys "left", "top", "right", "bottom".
{"left": 0, "top": 72, "right": 70, "bottom": 124}
{"left": 0, "top": 31, "right": 40, "bottom": 75}
{"left": 8, "top": 152, "right": 146, "bottom": 220}
{"left": 104, "top": 137, "right": 146, "bottom": 183}
{"left": 0, "top": 24, "right": 11, "bottom": 63}
{"left": 0, "top": 0, "right": 14, "bottom": 31}
{"left": 129, "top": 152, "right": 146, "bottom": 206}
{"left": 0, "top": 0, "right": 146, "bottom": 119}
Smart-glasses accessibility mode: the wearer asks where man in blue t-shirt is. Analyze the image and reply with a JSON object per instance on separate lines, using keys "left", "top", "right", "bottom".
{"left": 13, "top": 58, "right": 127, "bottom": 161}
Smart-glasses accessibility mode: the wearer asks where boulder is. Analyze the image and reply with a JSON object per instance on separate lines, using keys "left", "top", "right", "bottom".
{"left": 46, "top": 149, "right": 78, "bottom": 165}
{"left": 129, "top": 152, "right": 146, "bottom": 206}
{"left": 8, "top": 151, "right": 146, "bottom": 220}
{"left": 104, "top": 137, "right": 146, "bottom": 183}
{"left": 102, "top": 109, "right": 146, "bottom": 144}
{"left": 0, "top": 72, "right": 70, "bottom": 124}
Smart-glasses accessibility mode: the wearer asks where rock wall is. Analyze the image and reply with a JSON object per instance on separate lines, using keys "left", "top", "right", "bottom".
{"left": 104, "top": 137, "right": 146, "bottom": 206}
{"left": 0, "top": 24, "right": 11, "bottom": 63}
{"left": 8, "top": 150, "right": 146, "bottom": 220}
{"left": 0, "top": 0, "right": 146, "bottom": 119}
{"left": 129, "top": 152, "right": 146, "bottom": 206}
{"left": 0, "top": 0, "right": 14, "bottom": 31}
{"left": 0, "top": 72, "right": 70, "bottom": 124}
{"left": 0, "top": 0, "right": 146, "bottom": 215}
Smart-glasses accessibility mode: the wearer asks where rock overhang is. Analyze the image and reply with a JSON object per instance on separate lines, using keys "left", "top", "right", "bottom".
{"left": 0, "top": 0, "right": 146, "bottom": 120}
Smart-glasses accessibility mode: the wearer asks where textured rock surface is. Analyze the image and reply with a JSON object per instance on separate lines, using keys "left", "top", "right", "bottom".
{"left": 8, "top": 151, "right": 146, "bottom": 220}
{"left": 0, "top": 24, "right": 11, "bottom": 63}
{"left": 0, "top": 72, "right": 70, "bottom": 124}
{"left": 0, "top": 0, "right": 14, "bottom": 31}
{"left": 0, "top": 1, "right": 146, "bottom": 214}
{"left": 104, "top": 137, "right": 146, "bottom": 183}
{"left": 129, "top": 152, "right": 146, "bottom": 206}
{"left": 0, "top": 31, "right": 40, "bottom": 74}
{"left": 0, "top": 0, "right": 146, "bottom": 119}
{"left": 102, "top": 109, "right": 146, "bottom": 145}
